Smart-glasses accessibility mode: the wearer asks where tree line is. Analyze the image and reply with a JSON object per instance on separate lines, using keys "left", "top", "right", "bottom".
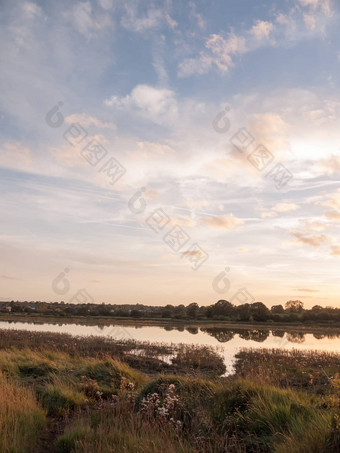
{"left": 1, "top": 299, "right": 340, "bottom": 324}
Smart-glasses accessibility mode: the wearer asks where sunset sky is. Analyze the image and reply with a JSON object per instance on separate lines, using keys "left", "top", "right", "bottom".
{"left": 1, "top": 0, "right": 340, "bottom": 307}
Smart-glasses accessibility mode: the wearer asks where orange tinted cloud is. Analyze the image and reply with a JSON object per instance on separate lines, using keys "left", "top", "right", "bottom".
{"left": 330, "top": 245, "right": 340, "bottom": 257}
{"left": 291, "top": 231, "right": 332, "bottom": 246}
{"left": 201, "top": 214, "right": 243, "bottom": 229}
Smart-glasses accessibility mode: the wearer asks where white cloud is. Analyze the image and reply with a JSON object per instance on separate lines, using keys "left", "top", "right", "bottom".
{"left": 72, "top": 2, "right": 94, "bottom": 36}
{"left": 316, "top": 155, "right": 340, "bottom": 175}
{"left": 276, "top": 13, "right": 291, "bottom": 25}
{"left": 165, "top": 14, "right": 178, "bottom": 29}
{"left": 97, "top": 0, "right": 114, "bottom": 10}
{"left": 321, "top": 189, "right": 340, "bottom": 210}
{"left": 135, "top": 141, "right": 176, "bottom": 159}
{"left": 201, "top": 213, "right": 244, "bottom": 230}
{"left": 273, "top": 203, "right": 299, "bottom": 212}
{"left": 324, "top": 211, "right": 340, "bottom": 221}
{"left": 250, "top": 113, "right": 289, "bottom": 137}
{"left": 65, "top": 113, "right": 116, "bottom": 130}
{"left": 249, "top": 20, "right": 274, "bottom": 40}
{"left": 303, "top": 13, "right": 316, "bottom": 29}
{"left": 189, "top": 2, "right": 205, "bottom": 30}
{"left": 0, "top": 142, "right": 32, "bottom": 167}
{"left": 291, "top": 231, "right": 332, "bottom": 246}
{"left": 178, "top": 32, "right": 246, "bottom": 77}
{"left": 299, "top": 219, "right": 329, "bottom": 232}
{"left": 70, "top": 1, "right": 112, "bottom": 37}
{"left": 261, "top": 211, "right": 277, "bottom": 219}
{"left": 297, "top": 0, "right": 333, "bottom": 17}
{"left": 330, "top": 245, "right": 340, "bottom": 256}
{"left": 105, "top": 84, "right": 178, "bottom": 123}
{"left": 178, "top": 1, "right": 335, "bottom": 78}
{"left": 121, "top": 6, "right": 162, "bottom": 32}
{"left": 22, "top": 2, "right": 42, "bottom": 19}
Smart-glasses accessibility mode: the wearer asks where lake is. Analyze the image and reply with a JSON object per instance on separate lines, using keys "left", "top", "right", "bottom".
{"left": 0, "top": 320, "right": 339, "bottom": 374}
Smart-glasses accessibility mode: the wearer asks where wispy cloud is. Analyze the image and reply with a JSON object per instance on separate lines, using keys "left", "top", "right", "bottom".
{"left": 249, "top": 20, "right": 274, "bottom": 40}
{"left": 201, "top": 214, "right": 244, "bottom": 230}
{"left": 65, "top": 113, "right": 116, "bottom": 130}
{"left": 330, "top": 245, "right": 340, "bottom": 256}
{"left": 296, "top": 288, "right": 319, "bottom": 292}
{"left": 290, "top": 231, "right": 332, "bottom": 247}
{"left": 272, "top": 203, "right": 299, "bottom": 213}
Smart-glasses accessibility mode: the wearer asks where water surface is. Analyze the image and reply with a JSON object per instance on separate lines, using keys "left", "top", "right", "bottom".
{"left": 1, "top": 321, "right": 339, "bottom": 374}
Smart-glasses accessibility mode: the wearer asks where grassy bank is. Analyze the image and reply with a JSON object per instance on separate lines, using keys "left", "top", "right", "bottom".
{"left": 0, "top": 329, "right": 339, "bottom": 452}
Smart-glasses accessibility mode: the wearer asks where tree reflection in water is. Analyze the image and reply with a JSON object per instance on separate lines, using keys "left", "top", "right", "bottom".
{"left": 200, "top": 328, "right": 235, "bottom": 343}
{"left": 272, "top": 330, "right": 285, "bottom": 338}
{"left": 286, "top": 332, "right": 305, "bottom": 343}
{"left": 185, "top": 327, "right": 199, "bottom": 335}
{"left": 237, "top": 329, "right": 270, "bottom": 342}
{"left": 199, "top": 328, "right": 271, "bottom": 343}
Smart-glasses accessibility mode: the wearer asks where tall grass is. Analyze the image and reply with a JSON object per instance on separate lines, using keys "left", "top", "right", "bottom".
{"left": 0, "top": 371, "right": 46, "bottom": 453}
{"left": 56, "top": 410, "right": 194, "bottom": 453}
{"left": 0, "top": 332, "right": 339, "bottom": 452}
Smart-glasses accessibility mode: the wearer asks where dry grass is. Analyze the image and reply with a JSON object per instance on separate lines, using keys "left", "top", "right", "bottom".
{"left": 0, "top": 331, "right": 340, "bottom": 452}
{"left": 0, "top": 371, "right": 46, "bottom": 453}
{"left": 234, "top": 348, "right": 340, "bottom": 393}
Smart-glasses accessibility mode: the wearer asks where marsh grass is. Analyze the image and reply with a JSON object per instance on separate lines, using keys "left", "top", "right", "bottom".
{"left": 54, "top": 374, "right": 340, "bottom": 453}
{"left": 0, "top": 328, "right": 227, "bottom": 376}
{"left": 0, "top": 371, "right": 46, "bottom": 453}
{"left": 171, "top": 344, "right": 226, "bottom": 377}
{"left": 235, "top": 348, "right": 340, "bottom": 393}
{"left": 56, "top": 404, "right": 195, "bottom": 453}
{"left": 1, "top": 329, "right": 340, "bottom": 452}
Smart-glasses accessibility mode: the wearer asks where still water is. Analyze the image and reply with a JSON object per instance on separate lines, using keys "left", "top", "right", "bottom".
{"left": 1, "top": 321, "right": 339, "bottom": 374}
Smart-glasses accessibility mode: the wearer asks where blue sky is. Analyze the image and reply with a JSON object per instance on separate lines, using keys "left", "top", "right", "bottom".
{"left": 1, "top": 0, "right": 340, "bottom": 307}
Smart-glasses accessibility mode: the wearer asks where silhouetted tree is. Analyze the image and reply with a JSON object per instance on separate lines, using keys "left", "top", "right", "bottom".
{"left": 187, "top": 303, "right": 199, "bottom": 319}
{"left": 285, "top": 300, "right": 304, "bottom": 313}
{"left": 271, "top": 304, "right": 284, "bottom": 314}
{"left": 250, "top": 302, "right": 270, "bottom": 322}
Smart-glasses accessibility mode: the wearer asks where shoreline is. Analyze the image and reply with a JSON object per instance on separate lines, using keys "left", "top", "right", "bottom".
{"left": 1, "top": 313, "right": 340, "bottom": 334}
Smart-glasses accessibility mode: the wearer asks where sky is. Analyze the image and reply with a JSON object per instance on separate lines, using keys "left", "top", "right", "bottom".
{"left": 0, "top": 0, "right": 340, "bottom": 308}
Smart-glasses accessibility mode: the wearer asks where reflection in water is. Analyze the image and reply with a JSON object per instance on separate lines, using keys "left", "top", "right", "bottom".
{"left": 238, "top": 330, "right": 270, "bottom": 343}
{"left": 200, "top": 328, "right": 234, "bottom": 343}
{"left": 272, "top": 330, "right": 285, "bottom": 338}
{"left": 286, "top": 332, "right": 305, "bottom": 343}
{"left": 186, "top": 327, "right": 199, "bottom": 335}
{"left": 0, "top": 320, "right": 340, "bottom": 375}
{"left": 313, "top": 333, "right": 326, "bottom": 339}
{"left": 164, "top": 326, "right": 175, "bottom": 331}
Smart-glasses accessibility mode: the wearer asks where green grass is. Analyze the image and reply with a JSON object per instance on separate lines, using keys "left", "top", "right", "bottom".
{"left": 41, "top": 383, "right": 88, "bottom": 415}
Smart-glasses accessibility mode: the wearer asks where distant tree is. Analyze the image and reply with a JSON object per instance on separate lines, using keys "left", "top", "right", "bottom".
{"left": 211, "top": 300, "right": 234, "bottom": 318}
{"left": 250, "top": 302, "right": 270, "bottom": 322}
{"left": 130, "top": 309, "right": 143, "bottom": 318}
{"left": 198, "top": 306, "right": 207, "bottom": 318}
{"left": 161, "top": 305, "right": 175, "bottom": 318}
{"left": 174, "top": 304, "right": 187, "bottom": 319}
{"left": 187, "top": 303, "right": 199, "bottom": 319}
{"left": 236, "top": 303, "right": 250, "bottom": 321}
{"left": 271, "top": 304, "right": 284, "bottom": 314}
{"left": 116, "top": 309, "right": 129, "bottom": 317}
{"left": 285, "top": 300, "right": 304, "bottom": 313}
